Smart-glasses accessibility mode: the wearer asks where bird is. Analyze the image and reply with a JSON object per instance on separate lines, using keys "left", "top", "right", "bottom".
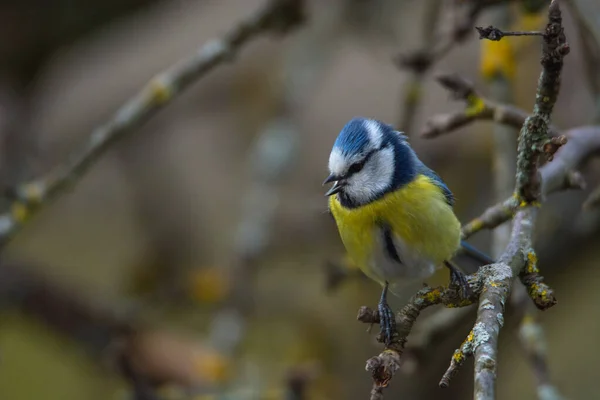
{"left": 323, "top": 117, "right": 493, "bottom": 345}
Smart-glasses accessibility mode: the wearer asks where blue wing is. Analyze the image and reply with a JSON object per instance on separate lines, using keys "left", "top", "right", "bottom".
{"left": 415, "top": 160, "right": 455, "bottom": 207}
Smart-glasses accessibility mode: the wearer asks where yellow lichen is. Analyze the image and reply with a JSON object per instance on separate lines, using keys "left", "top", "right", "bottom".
{"left": 423, "top": 289, "right": 442, "bottom": 304}
{"left": 465, "top": 94, "right": 486, "bottom": 117}
{"left": 149, "top": 78, "right": 172, "bottom": 104}
{"left": 11, "top": 203, "right": 28, "bottom": 223}
{"left": 526, "top": 252, "right": 539, "bottom": 274}
{"left": 466, "top": 330, "right": 474, "bottom": 342}
{"left": 480, "top": 38, "right": 516, "bottom": 81}
{"left": 468, "top": 218, "right": 484, "bottom": 233}
{"left": 452, "top": 350, "right": 464, "bottom": 363}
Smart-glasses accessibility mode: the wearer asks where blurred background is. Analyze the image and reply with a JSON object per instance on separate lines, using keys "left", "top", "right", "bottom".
{"left": 0, "top": 0, "right": 599, "bottom": 399}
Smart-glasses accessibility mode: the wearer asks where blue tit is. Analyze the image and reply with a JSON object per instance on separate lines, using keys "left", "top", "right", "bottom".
{"left": 323, "top": 117, "right": 492, "bottom": 344}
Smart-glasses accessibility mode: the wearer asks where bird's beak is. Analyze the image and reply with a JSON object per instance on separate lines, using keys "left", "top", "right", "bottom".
{"left": 323, "top": 174, "right": 345, "bottom": 197}
{"left": 322, "top": 174, "right": 337, "bottom": 185}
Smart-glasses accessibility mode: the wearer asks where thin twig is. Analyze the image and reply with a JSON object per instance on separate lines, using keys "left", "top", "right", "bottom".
{"left": 0, "top": 0, "right": 305, "bottom": 249}
{"left": 476, "top": 26, "right": 544, "bottom": 41}
{"left": 421, "top": 73, "right": 561, "bottom": 139}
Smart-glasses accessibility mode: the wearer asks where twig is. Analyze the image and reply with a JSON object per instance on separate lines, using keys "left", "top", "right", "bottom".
{"left": 440, "top": 328, "right": 475, "bottom": 388}
{"left": 476, "top": 26, "right": 544, "bottom": 41}
{"left": 421, "top": 73, "right": 561, "bottom": 139}
{"left": 0, "top": 0, "right": 305, "bottom": 249}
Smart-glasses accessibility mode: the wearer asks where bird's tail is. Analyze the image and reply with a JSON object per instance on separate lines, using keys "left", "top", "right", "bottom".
{"left": 460, "top": 240, "right": 494, "bottom": 265}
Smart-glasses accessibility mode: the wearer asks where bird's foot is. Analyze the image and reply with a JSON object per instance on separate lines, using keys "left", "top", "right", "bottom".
{"left": 377, "top": 282, "right": 396, "bottom": 346}
{"left": 446, "top": 261, "right": 473, "bottom": 299}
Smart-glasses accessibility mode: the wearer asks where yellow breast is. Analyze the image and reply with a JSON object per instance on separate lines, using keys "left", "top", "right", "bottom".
{"left": 328, "top": 174, "right": 461, "bottom": 281}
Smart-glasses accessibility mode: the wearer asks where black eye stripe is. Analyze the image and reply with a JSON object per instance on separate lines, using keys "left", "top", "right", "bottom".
{"left": 346, "top": 150, "right": 376, "bottom": 177}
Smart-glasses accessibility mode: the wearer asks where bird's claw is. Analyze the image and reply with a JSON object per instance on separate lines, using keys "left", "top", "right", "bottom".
{"left": 377, "top": 282, "right": 396, "bottom": 346}
{"left": 450, "top": 267, "right": 472, "bottom": 299}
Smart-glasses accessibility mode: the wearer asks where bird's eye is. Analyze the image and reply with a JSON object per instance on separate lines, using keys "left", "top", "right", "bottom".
{"left": 347, "top": 159, "right": 366, "bottom": 175}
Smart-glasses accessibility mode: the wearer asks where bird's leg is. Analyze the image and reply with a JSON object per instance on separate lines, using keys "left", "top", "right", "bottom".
{"left": 377, "top": 281, "right": 396, "bottom": 346}
{"left": 444, "top": 260, "right": 472, "bottom": 299}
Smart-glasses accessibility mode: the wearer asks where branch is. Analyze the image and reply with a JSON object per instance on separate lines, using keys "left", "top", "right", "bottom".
{"left": 0, "top": 0, "right": 305, "bottom": 249}
{"left": 421, "top": 73, "right": 561, "bottom": 139}
{"left": 469, "top": 2, "right": 567, "bottom": 397}
{"left": 514, "top": 1, "right": 569, "bottom": 202}
{"left": 461, "top": 125, "right": 598, "bottom": 240}
{"left": 471, "top": 208, "right": 536, "bottom": 398}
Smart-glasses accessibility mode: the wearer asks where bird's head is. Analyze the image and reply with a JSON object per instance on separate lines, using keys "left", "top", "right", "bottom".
{"left": 323, "top": 117, "right": 416, "bottom": 207}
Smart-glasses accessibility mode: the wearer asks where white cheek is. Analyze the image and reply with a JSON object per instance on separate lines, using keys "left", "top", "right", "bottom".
{"left": 345, "top": 148, "right": 395, "bottom": 204}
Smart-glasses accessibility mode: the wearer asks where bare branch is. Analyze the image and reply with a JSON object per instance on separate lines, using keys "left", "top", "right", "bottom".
{"left": 0, "top": 0, "right": 306, "bottom": 249}
{"left": 421, "top": 73, "right": 561, "bottom": 139}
